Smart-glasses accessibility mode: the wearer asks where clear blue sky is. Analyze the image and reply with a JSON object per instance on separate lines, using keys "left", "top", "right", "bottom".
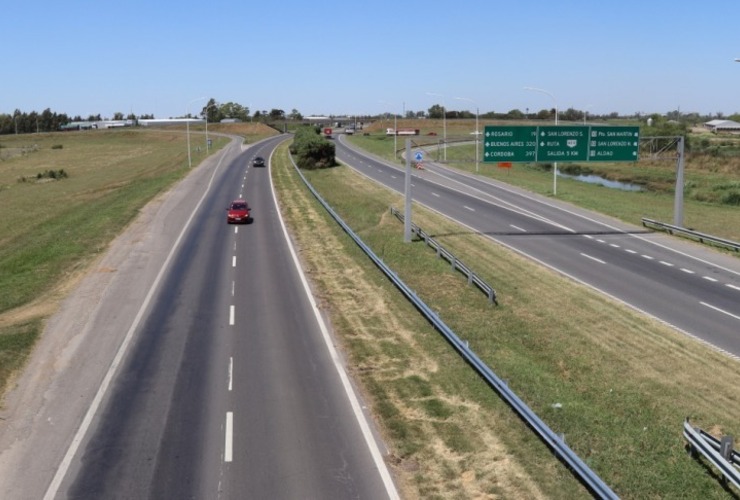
{"left": 4, "top": 0, "right": 740, "bottom": 119}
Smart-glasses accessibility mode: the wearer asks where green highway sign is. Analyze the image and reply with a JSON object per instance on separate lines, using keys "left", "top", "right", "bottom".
{"left": 537, "top": 126, "right": 589, "bottom": 162}
{"left": 482, "top": 126, "right": 537, "bottom": 162}
{"left": 588, "top": 126, "right": 640, "bottom": 161}
{"left": 483, "top": 125, "right": 639, "bottom": 163}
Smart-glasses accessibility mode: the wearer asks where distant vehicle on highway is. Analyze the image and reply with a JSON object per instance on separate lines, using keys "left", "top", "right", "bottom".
{"left": 252, "top": 156, "right": 265, "bottom": 167}
{"left": 386, "top": 128, "right": 420, "bottom": 136}
{"left": 226, "top": 199, "right": 251, "bottom": 224}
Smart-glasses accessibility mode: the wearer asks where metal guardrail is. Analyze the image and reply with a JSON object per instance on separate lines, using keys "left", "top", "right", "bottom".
{"left": 389, "top": 207, "right": 497, "bottom": 305}
{"left": 642, "top": 218, "right": 740, "bottom": 253}
{"left": 683, "top": 418, "right": 740, "bottom": 490}
{"left": 288, "top": 155, "right": 618, "bottom": 499}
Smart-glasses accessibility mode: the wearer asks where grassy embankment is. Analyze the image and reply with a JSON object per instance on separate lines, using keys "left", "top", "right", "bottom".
{"left": 271, "top": 139, "right": 740, "bottom": 499}
{"left": 352, "top": 119, "right": 740, "bottom": 243}
{"left": 0, "top": 124, "right": 276, "bottom": 396}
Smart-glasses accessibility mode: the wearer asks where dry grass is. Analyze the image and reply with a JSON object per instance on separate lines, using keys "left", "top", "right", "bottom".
{"left": 272, "top": 145, "right": 587, "bottom": 499}
{"left": 272, "top": 144, "right": 740, "bottom": 498}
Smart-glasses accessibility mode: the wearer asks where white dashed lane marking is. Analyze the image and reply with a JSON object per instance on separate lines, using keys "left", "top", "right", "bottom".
{"left": 585, "top": 236, "right": 738, "bottom": 291}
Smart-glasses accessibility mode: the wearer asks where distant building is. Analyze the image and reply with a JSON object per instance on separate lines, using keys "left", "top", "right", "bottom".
{"left": 704, "top": 119, "right": 740, "bottom": 133}
{"left": 138, "top": 118, "right": 204, "bottom": 127}
{"left": 59, "top": 121, "right": 95, "bottom": 131}
{"left": 59, "top": 119, "right": 134, "bottom": 130}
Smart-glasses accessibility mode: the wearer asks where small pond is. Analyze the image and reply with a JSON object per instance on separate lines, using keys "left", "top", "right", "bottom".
{"left": 558, "top": 172, "right": 643, "bottom": 191}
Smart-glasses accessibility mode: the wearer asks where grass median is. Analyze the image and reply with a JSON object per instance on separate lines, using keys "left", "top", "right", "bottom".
{"left": 271, "top": 142, "right": 740, "bottom": 499}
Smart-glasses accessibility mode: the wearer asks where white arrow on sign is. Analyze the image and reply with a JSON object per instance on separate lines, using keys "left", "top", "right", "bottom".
{"left": 414, "top": 152, "right": 423, "bottom": 162}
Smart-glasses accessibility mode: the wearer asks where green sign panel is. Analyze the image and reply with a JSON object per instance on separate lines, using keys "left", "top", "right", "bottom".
{"left": 537, "top": 126, "right": 589, "bottom": 162}
{"left": 484, "top": 125, "right": 639, "bottom": 163}
{"left": 588, "top": 126, "right": 640, "bottom": 161}
{"left": 482, "top": 126, "right": 537, "bottom": 162}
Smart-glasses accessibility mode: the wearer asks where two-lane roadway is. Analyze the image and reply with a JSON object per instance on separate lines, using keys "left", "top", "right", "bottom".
{"left": 35, "top": 135, "right": 397, "bottom": 499}
{"left": 336, "top": 135, "right": 740, "bottom": 357}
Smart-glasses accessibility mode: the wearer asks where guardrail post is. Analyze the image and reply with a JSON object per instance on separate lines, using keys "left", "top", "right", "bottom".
{"left": 721, "top": 436, "right": 735, "bottom": 461}
{"left": 721, "top": 435, "right": 734, "bottom": 488}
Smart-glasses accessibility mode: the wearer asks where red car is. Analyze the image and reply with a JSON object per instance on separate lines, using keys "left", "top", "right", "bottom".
{"left": 226, "top": 199, "right": 251, "bottom": 224}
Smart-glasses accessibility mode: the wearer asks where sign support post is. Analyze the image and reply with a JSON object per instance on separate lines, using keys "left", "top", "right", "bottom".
{"left": 674, "top": 136, "right": 685, "bottom": 227}
{"left": 404, "top": 139, "right": 412, "bottom": 243}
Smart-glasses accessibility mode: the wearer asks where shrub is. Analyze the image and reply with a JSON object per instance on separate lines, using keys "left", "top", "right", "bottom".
{"left": 51, "top": 144, "right": 63, "bottom": 150}
{"left": 34, "top": 169, "right": 69, "bottom": 181}
{"left": 291, "top": 126, "right": 336, "bottom": 169}
{"left": 721, "top": 191, "right": 740, "bottom": 206}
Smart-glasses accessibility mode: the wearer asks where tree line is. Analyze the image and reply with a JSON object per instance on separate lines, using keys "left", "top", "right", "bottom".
{"left": 198, "top": 98, "right": 303, "bottom": 123}
{"left": 0, "top": 109, "right": 71, "bottom": 134}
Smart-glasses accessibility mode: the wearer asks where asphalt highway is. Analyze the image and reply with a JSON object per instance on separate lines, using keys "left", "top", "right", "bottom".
{"left": 0, "top": 136, "right": 398, "bottom": 500}
{"left": 336, "top": 135, "right": 740, "bottom": 358}
{"left": 32, "top": 136, "right": 396, "bottom": 499}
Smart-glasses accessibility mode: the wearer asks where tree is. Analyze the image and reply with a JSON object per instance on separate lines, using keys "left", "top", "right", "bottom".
{"left": 562, "top": 107, "right": 583, "bottom": 122}
{"left": 219, "top": 102, "right": 248, "bottom": 122}
{"left": 289, "top": 109, "right": 303, "bottom": 121}
{"left": 40, "top": 108, "right": 54, "bottom": 131}
{"left": 428, "top": 104, "right": 444, "bottom": 119}
{"left": 290, "top": 126, "right": 336, "bottom": 169}
{"left": 113, "top": 112, "right": 124, "bottom": 120}
{"left": 268, "top": 109, "right": 285, "bottom": 121}
{"left": 201, "top": 98, "right": 221, "bottom": 122}
{"left": 535, "top": 108, "right": 553, "bottom": 120}
{"left": 506, "top": 109, "right": 524, "bottom": 119}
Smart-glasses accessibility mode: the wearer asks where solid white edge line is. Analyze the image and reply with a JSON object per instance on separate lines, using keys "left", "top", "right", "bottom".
{"left": 269, "top": 148, "right": 400, "bottom": 500}
{"left": 701, "top": 302, "right": 740, "bottom": 321}
{"left": 43, "top": 141, "right": 235, "bottom": 500}
{"left": 225, "top": 412, "right": 233, "bottom": 462}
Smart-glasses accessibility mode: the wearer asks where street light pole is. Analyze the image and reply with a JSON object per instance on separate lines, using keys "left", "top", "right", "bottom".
{"left": 524, "top": 86, "right": 559, "bottom": 195}
{"left": 426, "top": 92, "right": 446, "bottom": 161}
{"left": 186, "top": 97, "right": 206, "bottom": 168}
{"left": 379, "top": 100, "right": 399, "bottom": 160}
{"left": 455, "top": 96, "right": 480, "bottom": 172}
